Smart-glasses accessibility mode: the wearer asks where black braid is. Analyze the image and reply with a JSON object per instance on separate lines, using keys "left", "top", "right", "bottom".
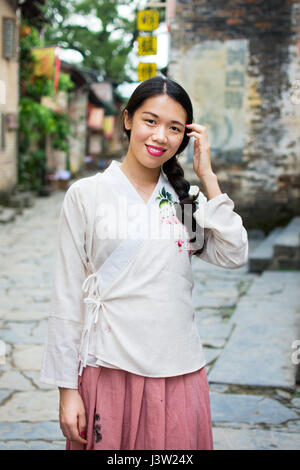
{"left": 163, "top": 156, "right": 205, "bottom": 256}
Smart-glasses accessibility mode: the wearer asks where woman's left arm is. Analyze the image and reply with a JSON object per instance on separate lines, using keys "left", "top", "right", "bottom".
{"left": 191, "top": 190, "right": 249, "bottom": 269}
{"left": 186, "top": 123, "right": 249, "bottom": 269}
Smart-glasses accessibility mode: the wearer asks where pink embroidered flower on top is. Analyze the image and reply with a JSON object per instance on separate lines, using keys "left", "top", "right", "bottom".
{"left": 176, "top": 238, "right": 184, "bottom": 248}
{"left": 175, "top": 237, "right": 192, "bottom": 254}
{"left": 156, "top": 186, "right": 193, "bottom": 253}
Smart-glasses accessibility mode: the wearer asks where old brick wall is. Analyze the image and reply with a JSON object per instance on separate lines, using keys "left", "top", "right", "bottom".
{"left": 168, "top": 0, "right": 300, "bottom": 232}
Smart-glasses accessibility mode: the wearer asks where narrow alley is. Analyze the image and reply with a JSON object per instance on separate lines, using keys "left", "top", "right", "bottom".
{"left": 0, "top": 188, "right": 299, "bottom": 450}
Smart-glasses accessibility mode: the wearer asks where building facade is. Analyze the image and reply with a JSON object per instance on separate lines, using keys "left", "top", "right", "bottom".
{"left": 0, "top": 0, "right": 19, "bottom": 203}
{"left": 168, "top": 0, "right": 300, "bottom": 231}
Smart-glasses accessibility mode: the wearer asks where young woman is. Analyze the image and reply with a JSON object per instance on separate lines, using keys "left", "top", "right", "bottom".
{"left": 40, "top": 76, "right": 248, "bottom": 450}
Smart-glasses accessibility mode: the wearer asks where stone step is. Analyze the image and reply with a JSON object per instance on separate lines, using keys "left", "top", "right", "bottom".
{"left": 248, "top": 227, "right": 283, "bottom": 273}
{"left": 270, "top": 216, "right": 300, "bottom": 270}
{"left": 0, "top": 208, "right": 17, "bottom": 224}
{"left": 208, "top": 271, "right": 300, "bottom": 391}
{"left": 273, "top": 217, "right": 300, "bottom": 249}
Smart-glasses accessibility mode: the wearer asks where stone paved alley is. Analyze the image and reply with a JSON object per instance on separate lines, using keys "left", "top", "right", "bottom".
{"left": 0, "top": 188, "right": 300, "bottom": 450}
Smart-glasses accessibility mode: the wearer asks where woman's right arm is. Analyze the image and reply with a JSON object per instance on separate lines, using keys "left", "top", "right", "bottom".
{"left": 39, "top": 182, "right": 89, "bottom": 443}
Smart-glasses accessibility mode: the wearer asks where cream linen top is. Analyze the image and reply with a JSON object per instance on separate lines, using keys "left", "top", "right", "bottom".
{"left": 39, "top": 159, "right": 248, "bottom": 389}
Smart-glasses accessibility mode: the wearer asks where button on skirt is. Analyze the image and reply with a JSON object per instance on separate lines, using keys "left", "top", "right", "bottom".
{"left": 66, "top": 365, "right": 213, "bottom": 450}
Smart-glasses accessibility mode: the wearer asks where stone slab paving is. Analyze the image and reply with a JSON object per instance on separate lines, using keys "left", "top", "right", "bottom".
{"left": 0, "top": 191, "right": 299, "bottom": 450}
{"left": 208, "top": 271, "right": 300, "bottom": 390}
{"left": 212, "top": 425, "right": 300, "bottom": 450}
{"left": 0, "top": 191, "right": 66, "bottom": 450}
{"left": 0, "top": 421, "right": 63, "bottom": 440}
{"left": 210, "top": 392, "right": 298, "bottom": 425}
{"left": 0, "top": 440, "right": 65, "bottom": 450}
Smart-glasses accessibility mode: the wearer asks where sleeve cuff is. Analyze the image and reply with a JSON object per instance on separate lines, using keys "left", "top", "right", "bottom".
{"left": 193, "top": 193, "right": 230, "bottom": 227}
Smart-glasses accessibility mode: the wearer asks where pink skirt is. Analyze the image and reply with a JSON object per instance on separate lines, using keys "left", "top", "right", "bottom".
{"left": 66, "top": 365, "right": 213, "bottom": 450}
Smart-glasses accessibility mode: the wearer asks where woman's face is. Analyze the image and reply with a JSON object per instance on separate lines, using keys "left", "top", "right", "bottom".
{"left": 124, "top": 94, "right": 187, "bottom": 169}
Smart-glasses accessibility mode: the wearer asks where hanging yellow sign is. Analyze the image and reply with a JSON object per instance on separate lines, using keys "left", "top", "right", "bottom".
{"left": 137, "top": 36, "right": 157, "bottom": 56}
{"left": 137, "top": 63, "right": 157, "bottom": 81}
{"left": 137, "top": 10, "right": 159, "bottom": 31}
{"left": 31, "top": 46, "right": 56, "bottom": 78}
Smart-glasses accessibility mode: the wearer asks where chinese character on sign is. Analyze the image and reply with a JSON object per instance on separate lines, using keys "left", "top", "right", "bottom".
{"left": 137, "top": 36, "right": 157, "bottom": 56}
{"left": 137, "top": 10, "right": 159, "bottom": 31}
{"left": 226, "top": 48, "right": 245, "bottom": 65}
{"left": 137, "top": 63, "right": 157, "bottom": 81}
{"left": 225, "top": 70, "right": 245, "bottom": 87}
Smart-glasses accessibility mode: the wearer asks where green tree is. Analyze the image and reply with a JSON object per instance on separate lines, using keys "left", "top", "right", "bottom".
{"left": 18, "top": 22, "right": 74, "bottom": 192}
{"left": 40, "top": 0, "right": 139, "bottom": 82}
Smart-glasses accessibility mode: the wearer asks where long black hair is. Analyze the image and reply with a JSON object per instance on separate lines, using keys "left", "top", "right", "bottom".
{"left": 121, "top": 76, "right": 204, "bottom": 256}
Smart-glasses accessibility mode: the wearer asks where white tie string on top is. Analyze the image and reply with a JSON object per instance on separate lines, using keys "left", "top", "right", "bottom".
{"left": 83, "top": 297, "right": 105, "bottom": 325}
{"left": 78, "top": 272, "right": 105, "bottom": 376}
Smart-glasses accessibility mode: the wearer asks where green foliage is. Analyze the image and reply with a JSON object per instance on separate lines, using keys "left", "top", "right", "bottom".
{"left": 18, "top": 22, "right": 75, "bottom": 192}
{"left": 40, "top": 0, "right": 138, "bottom": 82}
{"left": 51, "top": 111, "right": 72, "bottom": 151}
{"left": 58, "top": 73, "right": 74, "bottom": 92}
{"left": 18, "top": 149, "right": 46, "bottom": 192}
{"left": 18, "top": 0, "right": 144, "bottom": 191}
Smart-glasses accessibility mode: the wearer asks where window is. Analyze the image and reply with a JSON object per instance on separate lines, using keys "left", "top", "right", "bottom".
{"left": 2, "top": 18, "right": 16, "bottom": 59}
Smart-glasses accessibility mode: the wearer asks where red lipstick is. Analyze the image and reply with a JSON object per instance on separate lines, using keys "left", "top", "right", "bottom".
{"left": 145, "top": 144, "right": 166, "bottom": 157}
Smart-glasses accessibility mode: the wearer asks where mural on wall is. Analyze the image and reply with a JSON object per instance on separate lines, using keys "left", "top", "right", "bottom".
{"left": 182, "top": 39, "right": 248, "bottom": 164}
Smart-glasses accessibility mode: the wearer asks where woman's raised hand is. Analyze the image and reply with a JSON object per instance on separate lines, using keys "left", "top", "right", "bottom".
{"left": 186, "top": 123, "right": 214, "bottom": 178}
{"left": 186, "top": 123, "right": 223, "bottom": 199}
